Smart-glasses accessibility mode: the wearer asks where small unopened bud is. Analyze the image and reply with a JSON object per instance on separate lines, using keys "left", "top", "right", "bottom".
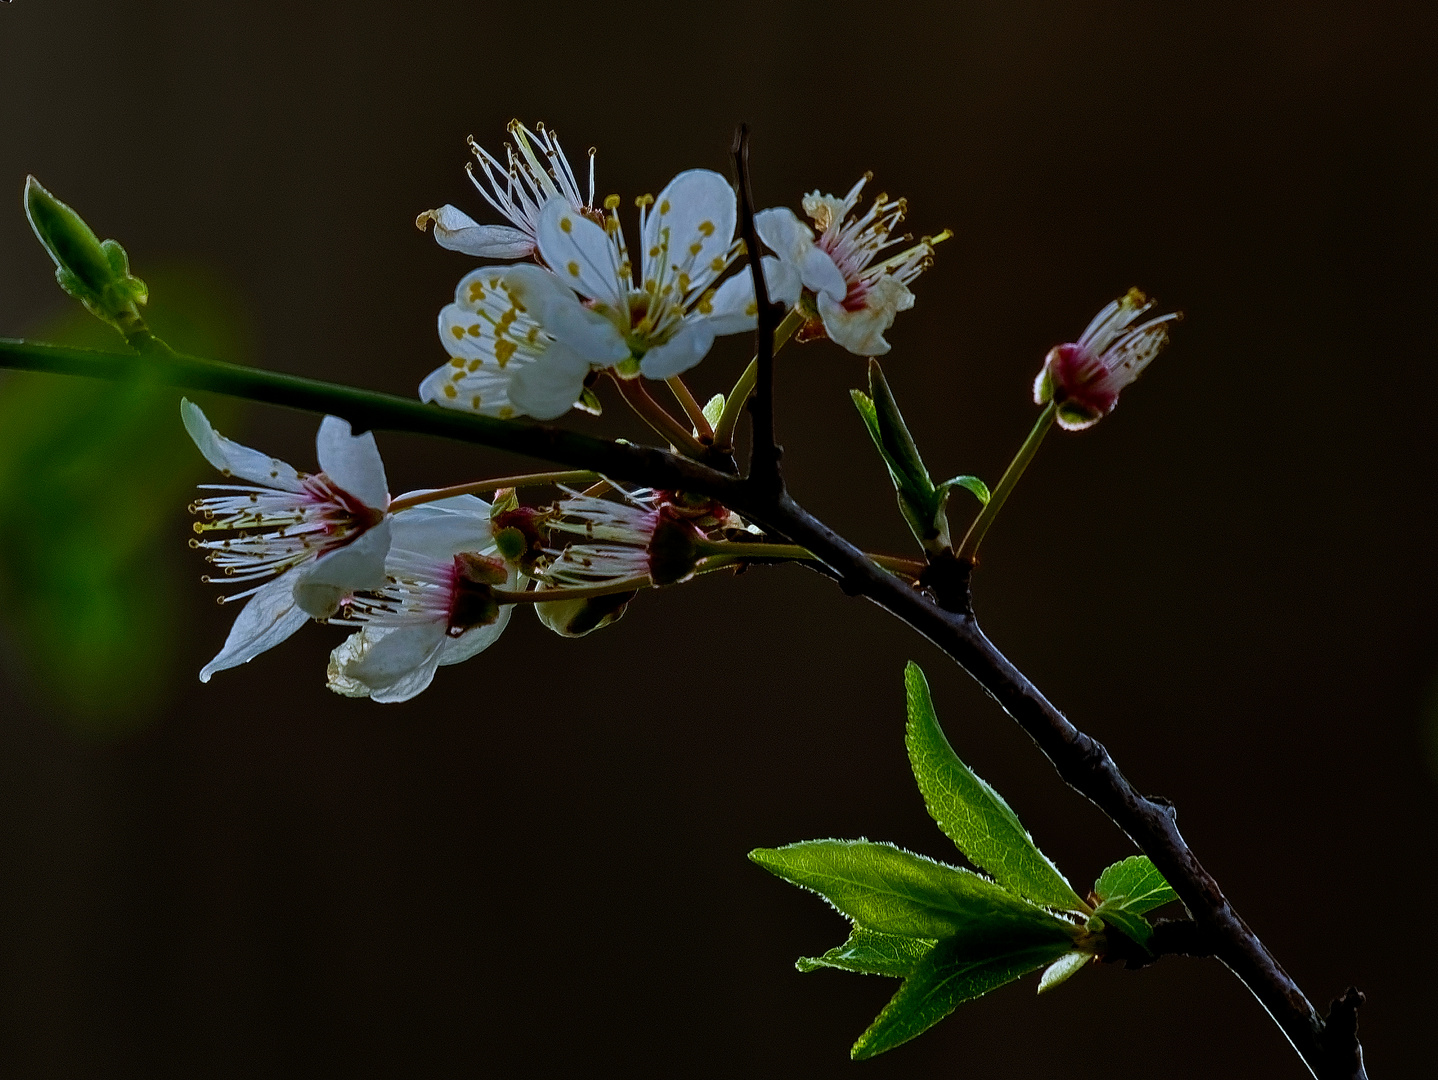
{"left": 1034, "top": 289, "right": 1179, "bottom": 431}
{"left": 24, "top": 176, "right": 148, "bottom": 330}
{"left": 535, "top": 591, "right": 635, "bottom": 638}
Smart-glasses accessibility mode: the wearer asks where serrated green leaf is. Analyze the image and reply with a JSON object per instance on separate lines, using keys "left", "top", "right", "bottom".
{"left": 1093, "top": 907, "right": 1155, "bottom": 949}
{"left": 1036, "top": 950, "right": 1090, "bottom": 994}
{"left": 797, "top": 927, "right": 936, "bottom": 978}
{"left": 1093, "top": 856, "right": 1178, "bottom": 915}
{"left": 749, "top": 840, "right": 1075, "bottom": 941}
{"left": 851, "top": 933, "right": 1072, "bottom": 1059}
{"left": 904, "top": 663, "right": 1088, "bottom": 913}
{"left": 939, "top": 474, "right": 990, "bottom": 506}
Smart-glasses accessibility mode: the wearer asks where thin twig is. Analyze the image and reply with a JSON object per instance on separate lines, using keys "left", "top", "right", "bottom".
{"left": 730, "top": 124, "right": 784, "bottom": 495}
{"left": 0, "top": 334, "right": 1367, "bottom": 1080}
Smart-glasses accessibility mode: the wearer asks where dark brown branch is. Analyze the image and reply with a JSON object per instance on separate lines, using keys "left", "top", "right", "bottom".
{"left": 0, "top": 335, "right": 1368, "bottom": 1079}
{"left": 730, "top": 124, "right": 784, "bottom": 496}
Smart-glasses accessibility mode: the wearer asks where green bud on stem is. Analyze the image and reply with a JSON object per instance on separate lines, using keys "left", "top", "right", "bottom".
{"left": 24, "top": 176, "right": 148, "bottom": 331}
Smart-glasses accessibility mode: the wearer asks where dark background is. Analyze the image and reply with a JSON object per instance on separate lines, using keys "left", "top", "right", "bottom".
{"left": 1, "top": 1, "right": 1435, "bottom": 1076}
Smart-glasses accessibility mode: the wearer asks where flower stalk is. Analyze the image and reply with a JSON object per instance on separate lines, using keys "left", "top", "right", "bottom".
{"left": 956, "top": 402, "right": 1056, "bottom": 562}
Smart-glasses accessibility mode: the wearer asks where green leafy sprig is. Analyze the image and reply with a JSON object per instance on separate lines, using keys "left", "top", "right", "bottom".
{"left": 750, "top": 662, "right": 1179, "bottom": 1059}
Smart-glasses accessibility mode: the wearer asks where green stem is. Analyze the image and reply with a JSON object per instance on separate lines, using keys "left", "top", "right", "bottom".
{"left": 609, "top": 372, "right": 708, "bottom": 457}
{"left": 711, "top": 306, "right": 805, "bottom": 452}
{"left": 956, "top": 402, "right": 1057, "bottom": 562}
{"left": 665, "top": 376, "right": 714, "bottom": 440}
{"left": 388, "top": 470, "right": 600, "bottom": 512}
{"left": 0, "top": 338, "right": 742, "bottom": 499}
{"left": 696, "top": 539, "right": 926, "bottom": 578}
{"left": 493, "top": 579, "right": 650, "bottom": 604}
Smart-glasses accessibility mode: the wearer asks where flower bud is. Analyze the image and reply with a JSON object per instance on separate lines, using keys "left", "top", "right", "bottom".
{"left": 24, "top": 176, "right": 148, "bottom": 329}
{"left": 1034, "top": 289, "right": 1179, "bottom": 431}
{"left": 535, "top": 591, "right": 634, "bottom": 638}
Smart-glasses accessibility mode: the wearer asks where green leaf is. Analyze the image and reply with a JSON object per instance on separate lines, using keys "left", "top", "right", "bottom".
{"left": 1036, "top": 950, "right": 1090, "bottom": 994}
{"left": 852, "top": 375, "right": 951, "bottom": 552}
{"left": 867, "top": 359, "right": 937, "bottom": 509}
{"left": 938, "top": 474, "right": 990, "bottom": 506}
{"left": 1094, "top": 907, "right": 1155, "bottom": 949}
{"left": 797, "top": 927, "right": 936, "bottom": 978}
{"left": 749, "top": 840, "right": 1076, "bottom": 941}
{"left": 1093, "top": 856, "right": 1179, "bottom": 915}
{"left": 701, "top": 392, "right": 725, "bottom": 428}
{"left": 904, "top": 663, "right": 1088, "bottom": 913}
{"left": 851, "top": 933, "right": 1072, "bottom": 1059}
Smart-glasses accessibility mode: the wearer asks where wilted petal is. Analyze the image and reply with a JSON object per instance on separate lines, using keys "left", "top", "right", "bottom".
{"left": 291, "top": 518, "right": 392, "bottom": 618}
{"left": 315, "top": 416, "right": 389, "bottom": 509}
{"left": 418, "top": 205, "right": 535, "bottom": 259}
{"left": 199, "top": 574, "right": 311, "bottom": 682}
{"left": 181, "top": 399, "right": 305, "bottom": 491}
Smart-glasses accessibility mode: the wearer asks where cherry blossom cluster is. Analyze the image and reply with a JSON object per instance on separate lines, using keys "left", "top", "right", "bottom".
{"left": 184, "top": 119, "right": 1175, "bottom": 702}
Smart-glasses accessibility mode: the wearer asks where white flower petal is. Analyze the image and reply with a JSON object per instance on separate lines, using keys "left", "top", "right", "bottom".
{"left": 420, "top": 205, "right": 535, "bottom": 259}
{"left": 389, "top": 495, "right": 492, "bottom": 557}
{"left": 645, "top": 170, "right": 736, "bottom": 292}
{"left": 199, "top": 574, "right": 310, "bottom": 682}
{"left": 703, "top": 257, "right": 800, "bottom": 335}
{"left": 816, "top": 276, "right": 914, "bottom": 356}
{"left": 508, "top": 340, "right": 592, "bottom": 420}
{"left": 180, "top": 399, "right": 305, "bottom": 492}
{"left": 314, "top": 417, "right": 389, "bottom": 509}
{"left": 291, "top": 519, "right": 392, "bottom": 618}
{"left": 756, "top": 207, "right": 846, "bottom": 300}
{"left": 536, "top": 197, "right": 626, "bottom": 308}
{"left": 638, "top": 321, "right": 717, "bottom": 380}
{"left": 501, "top": 264, "right": 629, "bottom": 366}
{"left": 342, "top": 621, "right": 449, "bottom": 703}
{"left": 438, "top": 603, "right": 513, "bottom": 667}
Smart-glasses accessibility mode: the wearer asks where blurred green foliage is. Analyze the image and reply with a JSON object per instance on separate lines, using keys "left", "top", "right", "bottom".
{"left": 0, "top": 267, "right": 251, "bottom": 737}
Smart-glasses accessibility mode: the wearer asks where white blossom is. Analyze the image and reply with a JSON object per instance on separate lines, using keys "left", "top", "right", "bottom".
{"left": 420, "top": 266, "right": 592, "bottom": 421}
{"left": 491, "top": 170, "right": 798, "bottom": 415}
{"left": 416, "top": 120, "right": 595, "bottom": 261}
{"left": 757, "top": 174, "right": 948, "bottom": 356}
{"left": 182, "top": 400, "right": 391, "bottom": 682}
{"left": 327, "top": 494, "right": 513, "bottom": 703}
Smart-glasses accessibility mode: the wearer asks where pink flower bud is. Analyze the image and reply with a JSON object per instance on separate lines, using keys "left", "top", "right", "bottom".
{"left": 1034, "top": 289, "right": 1180, "bottom": 430}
